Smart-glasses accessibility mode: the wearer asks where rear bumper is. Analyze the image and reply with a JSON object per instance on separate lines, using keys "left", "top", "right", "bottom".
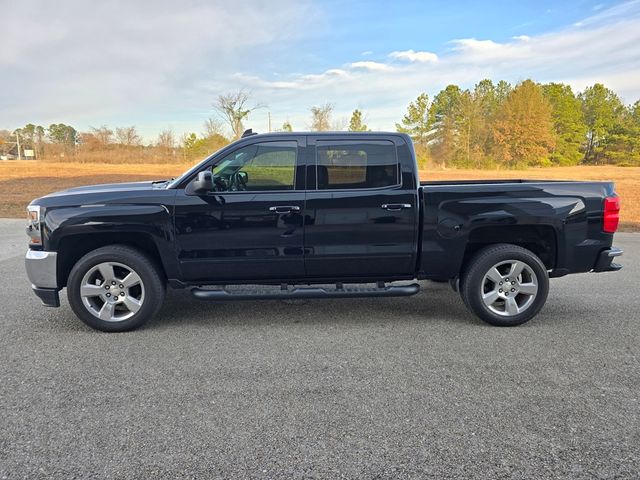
{"left": 593, "top": 247, "right": 623, "bottom": 273}
{"left": 25, "top": 250, "right": 60, "bottom": 307}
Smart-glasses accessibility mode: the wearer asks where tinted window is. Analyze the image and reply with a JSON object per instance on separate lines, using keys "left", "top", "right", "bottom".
{"left": 211, "top": 141, "right": 296, "bottom": 192}
{"left": 316, "top": 140, "right": 398, "bottom": 190}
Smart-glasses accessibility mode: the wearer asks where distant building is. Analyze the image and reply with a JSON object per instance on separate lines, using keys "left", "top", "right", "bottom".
{"left": 0, "top": 143, "right": 18, "bottom": 160}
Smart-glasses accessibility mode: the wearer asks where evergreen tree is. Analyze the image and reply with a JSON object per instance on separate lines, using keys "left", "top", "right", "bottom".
{"left": 495, "top": 80, "right": 512, "bottom": 104}
{"left": 579, "top": 83, "right": 625, "bottom": 164}
{"left": 429, "top": 85, "right": 463, "bottom": 166}
{"left": 600, "top": 101, "right": 640, "bottom": 165}
{"left": 348, "top": 109, "right": 369, "bottom": 131}
{"left": 542, "top": 83, "right": 587, "bottom": 165}
{"left": 396, "top": 93, "right": 433, "bottom": 148}
{"left": 472, "top": 79, "right": 503, "bottom": 162}
{"left": 456, "top": 89, "right": 486, "bottom": 167}
{"left": 182, "top": 132, "right": 228, "bottom": 160}
{"left": 47, "top": 123, "right": 78, "bottom": 148}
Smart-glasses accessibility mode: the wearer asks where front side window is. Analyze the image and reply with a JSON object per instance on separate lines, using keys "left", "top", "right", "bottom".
{"left": 211, "top": 141, "right": 297, "bottom": 192}
{"left": 316, "top": 140, "right": 399, "bottom": 190}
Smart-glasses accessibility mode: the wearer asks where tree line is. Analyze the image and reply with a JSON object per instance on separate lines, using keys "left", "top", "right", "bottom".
{"left": 396, "top": 80, "right": 640, "bottom": 168}
{"left": 2, "top": 79, "right": 638, "bottom": 166}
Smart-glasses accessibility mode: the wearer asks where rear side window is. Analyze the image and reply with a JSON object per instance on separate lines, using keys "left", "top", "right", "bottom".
{"left": 316, "top": 140, "right": 399, "bottom": 190}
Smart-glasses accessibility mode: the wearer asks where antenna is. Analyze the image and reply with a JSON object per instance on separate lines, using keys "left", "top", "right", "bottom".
{"left": 241, "top": 129, "right": 258, "bottom": 138}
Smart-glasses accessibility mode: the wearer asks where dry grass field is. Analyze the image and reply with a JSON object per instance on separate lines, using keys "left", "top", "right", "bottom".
{"left": 1, "top": 160, "right": 638, "bottom": 231}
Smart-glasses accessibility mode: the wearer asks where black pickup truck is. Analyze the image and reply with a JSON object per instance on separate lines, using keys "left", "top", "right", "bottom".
{"left": 25, "top": 131, "right": 623, "bottom": 331}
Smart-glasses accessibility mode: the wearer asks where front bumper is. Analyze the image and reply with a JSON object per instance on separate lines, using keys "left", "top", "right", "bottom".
{"left": 593, "top": 247, "right": 623, "bottom": 273}
{"left": 25, "top": 250, "right": 60, "bottom": 307}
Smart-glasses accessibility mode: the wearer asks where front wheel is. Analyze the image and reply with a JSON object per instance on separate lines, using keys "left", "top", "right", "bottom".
{"left": 460, "top": 244, "right": 549, "bottom": 326}
{"left": 67, "top": 245, "right": 165, "bottom": 332}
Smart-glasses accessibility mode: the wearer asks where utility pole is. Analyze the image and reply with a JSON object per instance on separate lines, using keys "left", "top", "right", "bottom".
{"left": 268, "top": 112, "right": 272, "bottom": 133}
{"left": 15, "top": 131, "right": 22, "bottom": 160}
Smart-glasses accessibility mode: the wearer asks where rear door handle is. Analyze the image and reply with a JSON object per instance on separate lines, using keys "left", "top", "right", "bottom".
{"left": 381, "top": 203, "right": 412, "bottom": 211}
{"left": 269, "top": 205, "right": 301, "bottom": 214}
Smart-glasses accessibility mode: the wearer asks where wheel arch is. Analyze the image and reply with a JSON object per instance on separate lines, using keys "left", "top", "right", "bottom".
{"left": 461, "top": 224, "right": 557, "bottom": 274}
{"left": 56, "top": 232, "right": 167, "bottom": 288}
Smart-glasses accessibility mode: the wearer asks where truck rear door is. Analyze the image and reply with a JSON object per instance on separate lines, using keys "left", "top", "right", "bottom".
{"left": 303, "top": 135, "right": 419, "bottom": 278}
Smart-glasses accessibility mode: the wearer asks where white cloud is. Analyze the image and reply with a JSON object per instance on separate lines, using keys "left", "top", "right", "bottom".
{"left": 231, "top": 1, "right": 640, "bottom": 132}
{"left": 2, "top": 0, "right": 640, "bottom": 138}
{"left": 448, "top": 38, "right": 528, "bottom": 62}
{"left": 390, "top": 49, "right": 438, "bottom": 62}
{"left": 233, "top": 68, "right": 351, "bottom": 91}
{"left": 349, "top": 61, "right": 394, "bottom": 72}
{"left": 0, "top": 0, "right": 316, "bottom": 134}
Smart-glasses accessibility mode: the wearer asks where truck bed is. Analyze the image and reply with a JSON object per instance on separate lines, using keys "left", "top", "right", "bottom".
{"left": 418, "top": 177, "right": 617, "bottom": 281}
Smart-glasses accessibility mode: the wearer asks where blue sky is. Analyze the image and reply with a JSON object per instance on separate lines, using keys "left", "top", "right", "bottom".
{"left": 2, "top": 0, "right": 640, "bottom": 141}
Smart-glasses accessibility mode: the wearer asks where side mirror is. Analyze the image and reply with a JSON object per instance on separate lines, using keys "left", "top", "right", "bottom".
{"left": 186, "top": 171, "right": 213, "bottom": 195}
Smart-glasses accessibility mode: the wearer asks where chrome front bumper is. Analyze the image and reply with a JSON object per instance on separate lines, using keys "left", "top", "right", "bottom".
{"left": 25, "top": 250, "right": 60, "bottom": 307}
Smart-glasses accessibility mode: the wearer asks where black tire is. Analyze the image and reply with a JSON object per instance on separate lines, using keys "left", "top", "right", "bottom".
{"left": 460, "top": 244, "right": 549, "bottom": 326}
{"left": 67, "top": 245, "right": 165, "bottom": 332}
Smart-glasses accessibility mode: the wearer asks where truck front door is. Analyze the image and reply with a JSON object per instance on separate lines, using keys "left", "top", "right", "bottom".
{"left": 174, "top": 138, "right": 306, "bottom": 282}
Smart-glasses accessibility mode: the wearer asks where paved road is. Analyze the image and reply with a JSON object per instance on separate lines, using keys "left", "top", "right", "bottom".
{"left": 1, "top": 218, "right": 639, "bottom": 479}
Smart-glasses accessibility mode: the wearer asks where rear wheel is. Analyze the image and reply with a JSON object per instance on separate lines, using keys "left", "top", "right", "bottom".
{"left": 67, "top": 245, "right": 165, "bottom": 332}
{"left": 460, "top": 244, "right": 549, "bottom": 326}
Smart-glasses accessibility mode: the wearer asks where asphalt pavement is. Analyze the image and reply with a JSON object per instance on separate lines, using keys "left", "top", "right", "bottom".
{"left": 0, "top": 218, "right": 639, "bottom": 479}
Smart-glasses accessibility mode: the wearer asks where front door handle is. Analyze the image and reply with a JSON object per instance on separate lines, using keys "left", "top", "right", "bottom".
{"left": 381, "top": 203, "right": 412, "bottom": 211}
{"left": 269, "top": 205, "right": 301, "bottom": 214}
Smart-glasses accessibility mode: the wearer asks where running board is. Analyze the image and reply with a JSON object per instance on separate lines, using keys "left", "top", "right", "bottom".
{"left": 191, "top": 283, "right": 420, "bottom": 301}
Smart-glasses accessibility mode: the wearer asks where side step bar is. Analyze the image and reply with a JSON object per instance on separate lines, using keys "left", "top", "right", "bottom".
{"left": 191, "top": 283, "right": 420, "bottom": 301}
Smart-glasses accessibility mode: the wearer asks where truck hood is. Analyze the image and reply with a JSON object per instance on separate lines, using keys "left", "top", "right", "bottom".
{"left": 30, "top": 181, "right": 171, "bottom": 209}
{"left": 46, "top": 181, "right": 158, "bottom": 196}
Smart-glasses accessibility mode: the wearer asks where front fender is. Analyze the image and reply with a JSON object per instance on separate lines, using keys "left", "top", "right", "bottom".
{"left": 43, "top": 204, "right": 178, "bottom": 279}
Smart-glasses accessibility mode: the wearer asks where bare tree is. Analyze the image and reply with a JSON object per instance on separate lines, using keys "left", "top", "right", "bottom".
{"left": 332, "top": 116, "right": 348, "bottom": 131}
{"left": 309, "top": 103, "right": 334, "bottom": 131}
{"left": 214, "top": 90, "right": 263, "bottom": 140}
{"left": 90, "top": 125, "right": 114, "bottom": 146}
{"left": 115, "top": 126, "right": 141, "bottom": 147}
{"left": 202, "top": 118, "right": 225, "bottom": 138}
{"left": 0, "top": 129, "right": 12, "bottom": 156}
{"left": 156, "top": 128, "right": 175, "bottom": 149}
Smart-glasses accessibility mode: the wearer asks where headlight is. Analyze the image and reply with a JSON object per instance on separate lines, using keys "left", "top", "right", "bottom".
{"left": 27, "top": 205, "right": 42, "bottom": 245}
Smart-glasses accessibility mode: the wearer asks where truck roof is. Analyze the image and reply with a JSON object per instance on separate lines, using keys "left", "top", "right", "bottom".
{"left": 236, "top": 130, "right": 411, "bottom": 145}
{"left": 242, "top": 130, "right": 402, "bottom": 137}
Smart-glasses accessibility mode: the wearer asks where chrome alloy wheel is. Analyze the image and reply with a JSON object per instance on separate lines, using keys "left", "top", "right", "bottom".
{"left": 79, "top": 262, "right": 145, "bottom": 322}
{"left": 481, "top": 260, "right": 538, "bottom": 316}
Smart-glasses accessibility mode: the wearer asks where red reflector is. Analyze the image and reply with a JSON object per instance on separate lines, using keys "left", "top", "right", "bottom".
{"left": 603, "top": 196, "right": 620, "bottom": 233}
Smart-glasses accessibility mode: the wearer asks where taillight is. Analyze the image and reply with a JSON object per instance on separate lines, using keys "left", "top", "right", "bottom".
{"left": 603, "top": 196, "right": 620, "bottom": 233}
